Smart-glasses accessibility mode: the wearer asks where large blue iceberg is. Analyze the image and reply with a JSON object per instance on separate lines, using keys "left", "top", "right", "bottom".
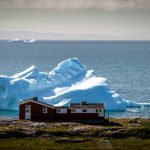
{"left": 0, "top": 58, "right": 149, "bottom": 111}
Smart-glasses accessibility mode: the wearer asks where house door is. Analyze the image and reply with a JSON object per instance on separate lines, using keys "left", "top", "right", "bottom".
{"left": 25, "top": 105, "right": 31, "bottom": 120}
{"left": 98, "top": 109, "right": 104, "bottom": 117}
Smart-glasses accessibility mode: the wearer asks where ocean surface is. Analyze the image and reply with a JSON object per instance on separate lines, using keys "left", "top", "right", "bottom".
{"left": 0, "top": 40, "right": 150, "bottom": 118}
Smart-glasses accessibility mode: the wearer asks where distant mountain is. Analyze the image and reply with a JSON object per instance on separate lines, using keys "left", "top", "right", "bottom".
{"left": 1, "top": 30, "right": 148, "bottom": 40}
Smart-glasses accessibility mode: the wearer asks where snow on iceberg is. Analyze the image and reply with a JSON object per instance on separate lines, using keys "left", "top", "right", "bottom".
{"left": 8, "top": 39, "right": 36, "bottom": 43}
{"left": 0, "top": 58, "right": 150, "bottom": 111}
{"left": 8, "top": 38, "right": 22, "bottom": 42}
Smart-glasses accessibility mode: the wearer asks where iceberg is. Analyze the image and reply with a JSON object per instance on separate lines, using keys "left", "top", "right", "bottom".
{"left": 8, "top": 38, "right": 22, "bottom": 42}
{"left": 8, "top": 39, "right": 36, "bottom": 43}
{"left": 0, "top": 58, "right": 149, "bottom": 111}
{"left": 23, "top": 39, "right": 36, "bottom": 43}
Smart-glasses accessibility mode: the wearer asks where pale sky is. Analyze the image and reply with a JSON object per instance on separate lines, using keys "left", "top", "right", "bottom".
{"left": 0, "top": 0, "right": 150, "bottom": 40}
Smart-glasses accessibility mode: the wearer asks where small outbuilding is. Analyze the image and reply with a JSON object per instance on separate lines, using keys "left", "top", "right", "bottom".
{"left": 19, "top": 97, "right": 105, "bottom": 122}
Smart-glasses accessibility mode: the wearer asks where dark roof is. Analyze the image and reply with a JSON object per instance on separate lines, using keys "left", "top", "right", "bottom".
{"left": 20, "top": 97, "right": 55, "bottom": 109}
{"left": 20, "top": 98, "right": 105, "bottom": 109}
{"left": 70, "top": 103, "right": 104, "bottom": 108}
{"left": 55, "top": 106, "right": 69, "bottom": 108}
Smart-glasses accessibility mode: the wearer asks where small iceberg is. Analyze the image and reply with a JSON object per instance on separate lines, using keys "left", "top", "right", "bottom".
{"left": 8, "top": 38, "right": 22, "bottom": 42}
{"left": 24, "top": 39, "right": 36, "bottom": 43}
{"left": 8, "top": 39, "right": 36, "bottom": 43}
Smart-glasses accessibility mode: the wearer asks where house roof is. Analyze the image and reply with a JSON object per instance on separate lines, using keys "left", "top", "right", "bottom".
{"left": 19, "top": 97, "right": 55, "bottom": 109}
{"left": 20, "top": 98, "right": 105, "bottom": 109}
{"left": 70, "top": 103, "right": 104, "bottom": 108}
{"left": 55, "top": 106, "right": 69, "bottom": 108}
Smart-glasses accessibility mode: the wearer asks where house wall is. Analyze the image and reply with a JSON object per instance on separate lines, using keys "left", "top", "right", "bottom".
{"left": 70, "top": 108, "right": 105, "bottom": 119}
{"left": 56, "top": 108, "right": 68, "bottom": 113}
{"left": 19, "top": 102, "right": 56, "bottom": 121}
{"left": 19, "top": 104, "right": 25, "bottom": 119}
{"left": 70, "top": 113, "right": 103, "bottom": 121}
{"left": 71, "top": 108, "right": 103, "bottom": 113}
{"left": 55, "top": 109, "right": 71, "bottom": 121}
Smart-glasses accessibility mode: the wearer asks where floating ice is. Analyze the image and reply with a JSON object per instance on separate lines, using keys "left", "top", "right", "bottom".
{"left": 8, "top": 39, "right": 36, "bottom": 43}
{"left": 24, "top": 39, "right": 36, "bottom": 43}
{"left": 8, "top": 38, "right": 22, "bottom": 42}
{"left": 0, "top": 58, "right": 150, "bottom": 111}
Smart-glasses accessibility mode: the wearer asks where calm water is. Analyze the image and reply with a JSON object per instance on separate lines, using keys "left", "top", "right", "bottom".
{"left": 0, "top": 40, "right": 150, "bottom": 118}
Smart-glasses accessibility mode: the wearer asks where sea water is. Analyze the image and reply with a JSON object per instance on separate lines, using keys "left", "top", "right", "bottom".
{"left": 0, "top": 40, "right": 150, "bottom": 118}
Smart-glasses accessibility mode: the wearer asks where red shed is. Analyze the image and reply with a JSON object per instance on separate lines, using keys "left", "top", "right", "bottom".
{"left": 19, "top": 97, "right": 56, "bottom": 121}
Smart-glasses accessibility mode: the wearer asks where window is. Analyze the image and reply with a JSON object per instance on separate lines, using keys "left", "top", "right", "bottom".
{"left": 25, "top": 105, "right": 31, "bottom": 113}
{"left": 96, "top": 109, "right": 98, "bottom": 113}
{"left": 82, "top": 109, "right": 87, "bottom": 112}
{"left": 57, "top": 108, "right": 67, "bottom": 113}
{"left": 99, "top": 109, "right": 101, "bottom": 112}
{"left": 71, "top": 109, "right": 76, "bottom": 113}
{"left": 43, "top": 107, "right": 48, "bottom": 114}
{"left": 57, "top": 108, "right": 61, "bottom": 113}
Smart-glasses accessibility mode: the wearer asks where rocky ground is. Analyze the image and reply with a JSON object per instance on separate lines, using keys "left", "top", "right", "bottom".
{"left": 0, "top": 118, "right": 150, "bottom": 149}
{"left": 0, "top": 118, "right": 150, "bottom": 139}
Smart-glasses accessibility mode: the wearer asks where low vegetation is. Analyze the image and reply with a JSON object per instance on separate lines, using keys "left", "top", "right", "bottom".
{"left": 0, "top": 118, "right": 150, "bottom": 149}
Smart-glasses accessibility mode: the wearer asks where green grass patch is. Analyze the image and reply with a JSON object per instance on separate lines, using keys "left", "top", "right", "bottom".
{"left": 0, "top": 137, "right": 105, "bottom": 150}
{"left": 0, "top": 137, "right": 150, "bottom": 150}
{"left": 111, "top": 138, "right": 150, "bottom": 150}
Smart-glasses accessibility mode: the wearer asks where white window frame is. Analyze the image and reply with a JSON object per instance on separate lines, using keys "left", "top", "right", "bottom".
{"left": 71, "top": 108, "right": 76, "bottom": 113}
{"left": 25, "top": 105, "right": 31, "bottom": 113}
{"left": 70, "top": 108, "right": 104, "bottom": 113}
{"left": 82, "top": 109, "right": 87, "bottom": 113}
{"left": 43, "top": 107, "right": 48, "bottom": 114}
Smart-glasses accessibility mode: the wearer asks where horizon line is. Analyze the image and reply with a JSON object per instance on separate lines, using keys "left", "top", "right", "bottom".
{"left": 0, "top": 39, "right": 150, "bottom": 42}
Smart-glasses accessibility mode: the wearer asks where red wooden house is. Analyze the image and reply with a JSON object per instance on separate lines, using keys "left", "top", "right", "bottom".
{"left": 19, "top": 97, "right": 105, "bottom": 122}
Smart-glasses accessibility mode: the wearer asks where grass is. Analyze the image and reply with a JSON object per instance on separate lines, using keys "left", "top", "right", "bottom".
{"left": 0, "top": 137, "right": 150, "bottom": 150}
{"left": 0, "top": 137, "right": 103, "bottom": 150}
{"left": 111, "top": 138, "right": 150, "bottom": 150}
